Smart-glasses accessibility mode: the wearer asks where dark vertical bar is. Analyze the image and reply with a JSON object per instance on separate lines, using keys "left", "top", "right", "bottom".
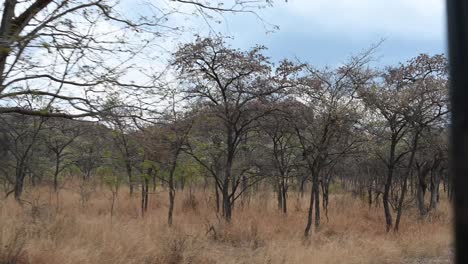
{"left": 447, "top": 0, "right": 468, "bottom": 263}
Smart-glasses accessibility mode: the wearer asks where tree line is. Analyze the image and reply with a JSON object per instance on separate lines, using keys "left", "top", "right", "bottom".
{"left": 0, "top": 35, "right": 450, "bottom": 237}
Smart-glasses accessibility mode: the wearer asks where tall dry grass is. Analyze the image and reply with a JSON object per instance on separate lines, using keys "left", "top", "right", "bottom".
{"left": 0, "top": 182, "right": 453, "bottom": 264}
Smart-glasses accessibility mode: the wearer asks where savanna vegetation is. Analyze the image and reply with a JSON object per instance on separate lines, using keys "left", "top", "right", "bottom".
{"left": 0, "top": 0, "right": 452, "bottom": 263}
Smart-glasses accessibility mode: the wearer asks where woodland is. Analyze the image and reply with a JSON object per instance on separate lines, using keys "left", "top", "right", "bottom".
{"left": 0, "top": 1, "right": 452, "bottom": 263}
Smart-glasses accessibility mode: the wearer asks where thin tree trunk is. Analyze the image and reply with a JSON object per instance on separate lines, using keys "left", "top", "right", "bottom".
{"left": 300, "top": 176, "right": 306, "bottom": 198}
{"left": 14, "top": 169, "right": 25, "bottom": 201}
{"left": 367, "top": 168, "right": 373, "bottom": 209}
{"left": 215, "top": 182, "right": 220, "bottom": 213}
{"left": 168, "top": 165, "right": 176, "bottom": 226}
{"left": 394, "top": 174, "right": 409, "bottom": 231}
{"left": 126, "top": 163, "right": 133, "bottom": 197}
{"left": 321, "top": 179, "right": 329, "bottom": 222}
{"left": 241, "top": 174, "right": 248, "bottom": 207}
{"left": 429, "top": 172, "right": 440, "bottom": 210}
{"left": 314, "top": 177, "right": 320, "bottom": 229}
{"left": 222, "top": 186, "right": 232, "bottom": 221}
{"left": 417, "top": 183, "right": 427, "bottom": 216}
{"left": 222, "top": 126, "right": 235, "bottom": 222}
{"left": 281, "top": 180, "right": 287, "bottom": 214}
{"left": 383, "top": 166, "right": 394, "bottom": 232}
{"left": 141, "top": 180, "right": 147, "bottom": 216}
{"left": 395, "top": 130, "right": 420, "bottom": 232}
{"left": 416, "top": 164, "right": 429, "bottom": 216}
{"left": 168, "top": 187, "right": 175, "bottom": 226}
{"left": 383, "top": 138, "right": 397, "bottom": 232}
{"left": 110, "top": 191, "right": 116, "bottom": 223}
{"left": 304, "top": 180, "right": 315, "bottom": 237}
{"left": 144, "top": 178, "right": 149, "bottom": 211}
{"left": 277, "top": 181, "right": 283, "bottom": 211}
{"left": 53, "top": 153, "right": 60, "bottom": 192}
{"left": 152, "top": 171, "right": 157, "bottom": 192}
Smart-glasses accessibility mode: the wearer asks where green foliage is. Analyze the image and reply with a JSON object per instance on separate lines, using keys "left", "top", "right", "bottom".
{"left": 97, "top": 166, "right": 122, "bottom": 192}
{"left": 328, "top": 182, "right": 343, "bottom": 194}
{"left": 141, "top": 159, "right": 157, "bottom": 171}
{"left": 63, "top": 164, "right": 81, "bottom": 176}
{"left": 137, "top": 146, "right": 145, "bottom": 157}
{"left": 102, "top": 150, "right": 113, "bottom": 159}
{"left": 174, "top": 159, "right": 205, "bottom": 184}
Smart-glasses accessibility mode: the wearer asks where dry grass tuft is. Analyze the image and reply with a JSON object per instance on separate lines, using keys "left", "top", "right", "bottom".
{"left": 0, "top": 228, "right": 27, "bottom": 264}
{"left": 181, "top": 193, "right": 199, "bottom": 212}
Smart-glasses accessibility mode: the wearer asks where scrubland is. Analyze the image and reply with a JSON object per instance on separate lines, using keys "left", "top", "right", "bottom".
{"left": 0, "top": 182, "right": 453, "bottom": 264}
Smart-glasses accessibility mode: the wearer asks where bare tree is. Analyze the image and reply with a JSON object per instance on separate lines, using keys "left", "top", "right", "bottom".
{"left": 359, "top": 54, "right": 448, "bottom": 232}
{"left": 44, "top": 118, "right": 83, "bottom": 192}
{"left": 174, "top": 37, "right": 298, "bottom": 221}
{"left": 0, "top": 113, "right": 47, "bottom": 200}
{"left": 137, "top": 106, "right": 192, "bottom": 225}
{"left": 391, "top": 54, "right": 448, "bottom": 231}
{"left": 0, "top": 0, "right": 276, "bottom": 119}
{"left": 295, "top": 49, "right": 374, "bottom": 237}
{"left": 73, "top": 124, "right": 108, "bottom": 181}
{"left": 259, "top": 101, "right": 300, "bottom": 214}
{"left": 103, "top": 104, "right": 142, "bottom": 197}
{"left": 414, "top": 129, "right": 448, "bottom": 216}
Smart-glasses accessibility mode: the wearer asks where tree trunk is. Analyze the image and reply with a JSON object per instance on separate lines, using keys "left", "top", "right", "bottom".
{"left": 14, "top": 171, "right": 25, "bottom": 201}
{"left": 222, "top": 162, "right": 232, "bottom": 221}
{"left": 222, "top": 186, "right": 232, "bottom": 221}
{"left": 144, "top": 178, "right": 149, "bottom": 211}
{"left": 215, "top": 182, "right": 220, "bottom": 213}
{"left": 152, "top": 171, "right": 157, "bottom": 192}
{"left": 375, "top": 192, "right": 381, "bottom": 208}
{"left": 230, "top": 176, "right": 236, "bottom": 210}
{"left": 53, "top": 153, "right": 60, "bottom": 192}
{"left": 14, "top": 158, "right": 27, "bottom": 201}
{"left": 299, "top": 176, "right": 307, "bottom": 198}
{"left": 416, "top": 163, "right": 430, "bottom": 216}
{"left": 314, "top": 177, "right": 320, "bottom": 229}
{"left": 110, "top": 191, "right": 116, "bottom": 222}
{"left": 168, "top": 187, "right": 175, "bottom": 226}
{"left": 180, "top": 176, "right": 185, "bottom": 190}
{"left": 321, "top": 179, "right": 329, "bottom": 221}
{"left": 0, "top": 0, "right": 17, "bottom": 86}
{"left": 395, "top": 130, "right": 421, "bottom": 232}
{"left": 383, "top": 166, "right": 394, "bottom": 232}
{"left": 125, "top": 162, "right": 133, "bottom": 196}
{"left": 203, "top": 176, "right": 208, "bottom": 192}
{"left": 394, "top": 174, "right": 409, "bottom": 232}
{"left": 241, "top": 174, "right": 248, "bottom": 207}
{"left": 277, "top": 181, "right": 283, "bottom": 211}
{"left": 221, "top": 126, "right": 235, "bottom": 222}
{"left": 141, "top": 183, "right": 144, "bottom": 215}
{"left": 168, "top": 166, "right": 176, "bottom": 226}
{"left": 429, "top": 171, "right": 440, "bottom": 210}
{"left": 416, "top": 182, "right": 427, "bottom": 216}
{"left": 304, "top": 181, "right": 315, "bottom": 237}
{"left": 383, "top": 138, "right": 397, "bottom": 232}
{"left": 367, "top": 168, "right": 373, "bottom": 209}
{"left": 281, "top": 180, "right": 287, "bottom": 214}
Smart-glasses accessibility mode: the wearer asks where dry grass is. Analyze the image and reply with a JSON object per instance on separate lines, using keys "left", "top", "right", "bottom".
{"left": 0, "top": 183, "right": 453, "bottom": 264}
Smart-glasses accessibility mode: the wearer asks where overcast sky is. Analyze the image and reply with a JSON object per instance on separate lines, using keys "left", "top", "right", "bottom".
{"left": 196, "top": 0, "right": 447, "bottom": 67}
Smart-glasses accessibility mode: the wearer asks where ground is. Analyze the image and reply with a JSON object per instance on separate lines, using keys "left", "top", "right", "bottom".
{"left": 0, "top": 182, "right": 453, "bottom": 264}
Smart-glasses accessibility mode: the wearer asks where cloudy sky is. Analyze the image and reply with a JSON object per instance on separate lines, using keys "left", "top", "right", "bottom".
{"left": 194, "top": 0, "right": 447, "bottom": 67}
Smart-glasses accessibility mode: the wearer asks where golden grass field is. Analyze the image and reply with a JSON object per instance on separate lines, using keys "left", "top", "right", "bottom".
{"left": 0, "top": 182, "right": 453, "bottom": 264}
